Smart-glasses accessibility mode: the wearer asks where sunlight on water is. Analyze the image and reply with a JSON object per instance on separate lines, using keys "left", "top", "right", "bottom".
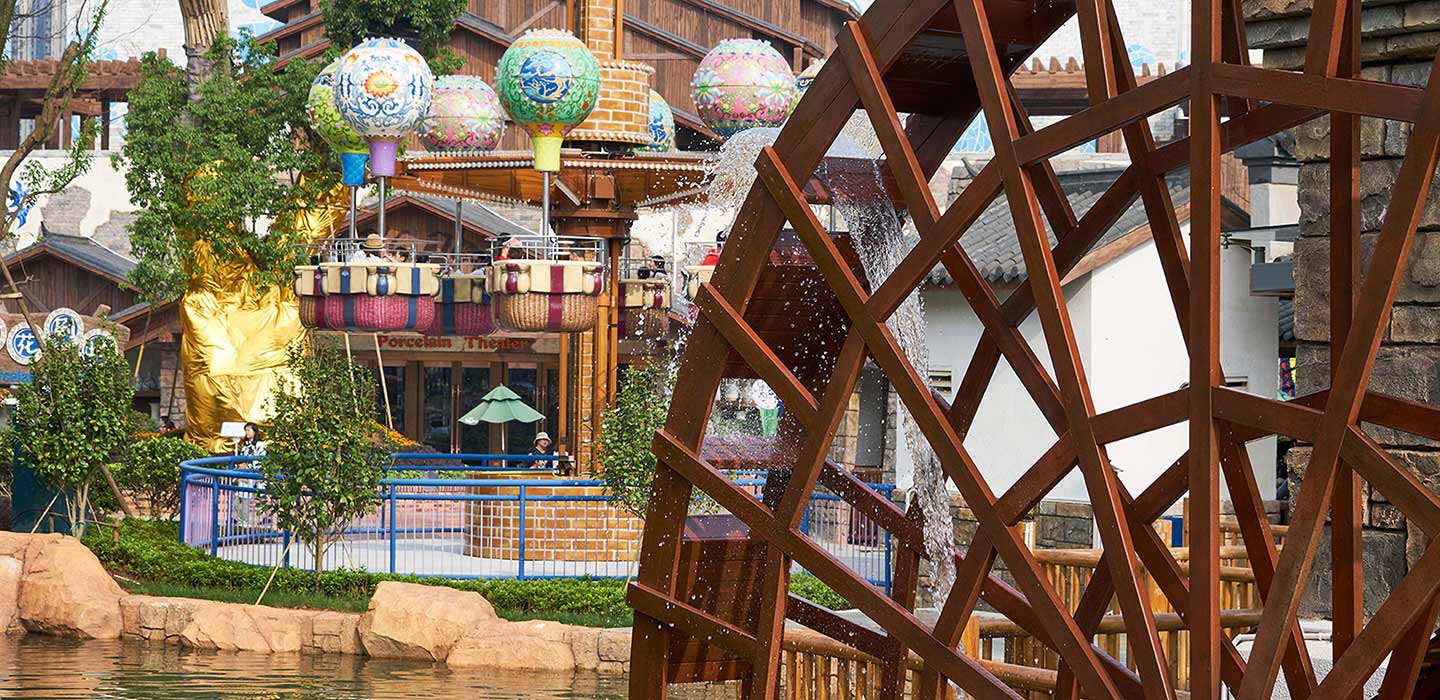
{"left": 0, "top": 636, "right": 715, "bottom": 700}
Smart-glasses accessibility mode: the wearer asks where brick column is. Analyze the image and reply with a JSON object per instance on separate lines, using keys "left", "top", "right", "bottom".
{"left": 578, "top": 0, "right": 621, "bottom": 59}
{"left": 569, "top": 0, "right": 653, "bottom": 146}
{"left": 1247, "top": 0, "right": 1440, "bottom": 618}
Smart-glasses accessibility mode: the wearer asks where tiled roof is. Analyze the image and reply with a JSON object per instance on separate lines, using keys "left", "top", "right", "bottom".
{"left": 411, "top": 194, "right": 535, "bottom": 239}
{"left": 0, "top": 57, "right": 146, "bottom": 91}
{"left": 349, "top": 194, "right": 535, "bottom": 240}
{"left": 7, "top": 233, "right": 136, "bottom": 283}
{"left": 926, "top": 167, "right": 1192, "bottom": 285}
{"left": 1279, "top": 298, "right": 1295, "bottom": 343}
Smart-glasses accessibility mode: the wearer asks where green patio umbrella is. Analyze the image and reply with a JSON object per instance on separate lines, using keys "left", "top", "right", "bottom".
{"left": 459, "top": 385, "right": 545, "bottom": 452}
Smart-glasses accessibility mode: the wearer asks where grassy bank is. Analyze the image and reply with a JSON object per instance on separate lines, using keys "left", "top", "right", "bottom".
{"left": 86, "top": 519, "right": 849, "bottom": 628}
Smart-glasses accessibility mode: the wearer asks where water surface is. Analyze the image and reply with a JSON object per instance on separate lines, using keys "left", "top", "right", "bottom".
{"left": 0, "top": 636, "right": 640, "bottom": 699}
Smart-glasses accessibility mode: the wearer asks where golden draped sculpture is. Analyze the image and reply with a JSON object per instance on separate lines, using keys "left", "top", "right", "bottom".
{"left": 181, "top": 182, "right": 347, "bottom": 452}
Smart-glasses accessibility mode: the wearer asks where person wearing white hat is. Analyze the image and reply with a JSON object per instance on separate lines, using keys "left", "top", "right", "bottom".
{"left": 528, "top": 431, "right": 553, "bottom": 469}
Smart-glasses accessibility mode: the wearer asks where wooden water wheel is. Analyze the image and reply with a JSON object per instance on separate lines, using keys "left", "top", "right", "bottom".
{"left": 628, "top": 0, "right": 1440, "bottom": 698}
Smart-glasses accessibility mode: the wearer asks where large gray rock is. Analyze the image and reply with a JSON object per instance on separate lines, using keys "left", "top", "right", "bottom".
{"left": 358, "top": 582, "right": 497, "bottom": 661}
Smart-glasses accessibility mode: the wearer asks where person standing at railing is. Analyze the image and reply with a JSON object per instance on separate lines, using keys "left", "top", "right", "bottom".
{"left": 528, "top": 432, "right": 552, "bottom": 470}
{"left": 239, "top": 422, "right": 266, "bottom": 458}
{"left": 236, "top": 423, "right": 267, "bottom": 529}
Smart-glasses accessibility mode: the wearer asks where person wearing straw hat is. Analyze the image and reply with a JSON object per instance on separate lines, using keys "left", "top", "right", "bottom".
{"left": 528, "top": 431, "right": 552, "bottom": 469}
{"left": 350, "top": 232, "right": 386, "bottom": 262}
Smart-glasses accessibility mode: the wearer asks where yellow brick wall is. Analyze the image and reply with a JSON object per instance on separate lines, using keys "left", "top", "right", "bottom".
{"left": 569, "top": 61, "right": 654, "bottom": 145}
{"left": 462, "top": 481, "right": 643, "bottom": 561}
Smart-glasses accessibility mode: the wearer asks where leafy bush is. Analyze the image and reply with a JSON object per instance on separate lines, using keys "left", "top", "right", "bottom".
{"left": 13, "top": 334, "right": 133, "bottom": 535}
{"left": 598, "top": 359, "right": 675, "bottom": 519}
{"left": 116, "top": 436, "right": 207, "bottom": 519}
{"left": 789, "top": 573, "right": 850, "bottom": 610}
{"left": 263, "top": 345, "right": 393, "bottom": 574}
{"left": 85, "top": 519, "right": 855, "bottom": 626}
{"left": 85, "top": 519, "right": 632, "bottom": 622}
{"left": 118, "top": 37, "right": 331, "bottom": 301}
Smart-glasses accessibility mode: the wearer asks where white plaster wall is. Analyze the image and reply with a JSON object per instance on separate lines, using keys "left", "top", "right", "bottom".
{"left": 1219, "top": 240, "right": 1280, "bottom": 500}
{"left": 2, "top": 150, "right": 135, "bottom": 248}
{"left": 898, "top": 277, "right": 1093, "bottom": 502}
{"left": 896, "top": 231, "right": 1280, "bottom": 508}
{"left": 1086, "top": 236, "right": 1190, "bottom": 498}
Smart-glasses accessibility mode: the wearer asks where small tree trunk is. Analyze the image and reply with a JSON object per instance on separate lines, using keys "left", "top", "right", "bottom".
{"left": 313, "top": 537, "right": 325, "bottom": 578}
{"left": 69, "top": 481, "right": 90, "bottom": 538}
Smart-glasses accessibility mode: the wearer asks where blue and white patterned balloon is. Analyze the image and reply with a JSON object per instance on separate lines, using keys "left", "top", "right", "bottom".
{"left": 333, "top": 38, "right": 434, "bottom": 176}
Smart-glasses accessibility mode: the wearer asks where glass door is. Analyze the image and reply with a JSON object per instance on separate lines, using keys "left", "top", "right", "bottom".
{"left": 422, "top": 366, "right": 452, "bottom": 453}
{"left": 504, "top": 364, "right": 539, "bottom": 454}
{"left": 458, "top": 366, "right": 492, "bottom": 455}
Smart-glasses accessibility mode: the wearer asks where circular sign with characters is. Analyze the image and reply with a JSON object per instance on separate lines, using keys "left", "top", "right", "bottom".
{"left": 81, "top": 328, "right": 116, "bottom": 358}
{"left": 44, "top": 307, "right": 84, "bottom": 345}
{"left": 7, "top": 324, "right": 40, "bottom": 366}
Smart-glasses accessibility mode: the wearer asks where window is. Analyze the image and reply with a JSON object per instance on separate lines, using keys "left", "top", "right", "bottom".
{"left": 928, "top": 369, "right": 954, "bottom": 397}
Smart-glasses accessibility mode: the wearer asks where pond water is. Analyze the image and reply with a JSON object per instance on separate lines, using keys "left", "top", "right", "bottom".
{"left": 0, "top": 636, "right": 651, "bottom": 699}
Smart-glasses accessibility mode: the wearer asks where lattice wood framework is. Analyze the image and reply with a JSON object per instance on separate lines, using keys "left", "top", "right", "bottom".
{"left": 626, "top": 0, "right": 1440, "bottom": 697}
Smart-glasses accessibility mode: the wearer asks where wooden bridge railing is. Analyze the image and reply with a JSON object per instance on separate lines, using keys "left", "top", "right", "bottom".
{"left": 774, "top": 517, "right": 1287, "bottom": 700}
{"left": 780, "top": 608, "right": 1264, "bottom": 700}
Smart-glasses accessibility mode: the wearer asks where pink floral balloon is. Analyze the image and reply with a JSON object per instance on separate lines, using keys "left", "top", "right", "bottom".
{"left": 691, "top": 39, "right": 797, "bottom": 139}
{"left": 417, "top": 75, "right": 508, "bottom": 153}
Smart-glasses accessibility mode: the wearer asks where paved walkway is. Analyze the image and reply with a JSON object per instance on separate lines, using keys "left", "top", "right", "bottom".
{"left": 215, "top": 534, "right": 889, "bottom": 581}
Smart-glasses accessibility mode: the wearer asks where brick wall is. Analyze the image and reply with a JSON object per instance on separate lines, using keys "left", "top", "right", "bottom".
{"left": 462, "top": 481, "right": 642, "bottom": 562}
{"left": 569, "top": 61, "right": 654, "bottom": 146}
{"left": 570, "top": 327, "right": 598, "bottom": 469}
{"left": 579, "top": 0, "right": 618, "bottom": 59}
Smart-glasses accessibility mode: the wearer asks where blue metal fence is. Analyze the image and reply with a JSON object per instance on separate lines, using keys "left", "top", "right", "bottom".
{"left": 179, "top": 454, "right": 896, "bottom": 590}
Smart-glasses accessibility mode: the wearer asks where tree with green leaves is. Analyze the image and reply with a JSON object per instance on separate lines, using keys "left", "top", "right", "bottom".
{"left": 117, "top": 436, "right": 207, "bottom": 520}
{"left": 260, "top": 345, "right": 393, "bottom": 575}
{"left": 320, "top": 0, "right": 465, "bottom": 73}
{"left": 12, "top": 334, "right": 135, "bottom": 536}
{"left": 115, "top": 36, "right": 335, "bottom": 302}
{"left": 598, "top": 358, "right": 677, "bottom": 520}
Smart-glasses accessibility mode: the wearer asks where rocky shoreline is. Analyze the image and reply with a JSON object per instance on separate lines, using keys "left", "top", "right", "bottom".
{"left": 0, "top": 532, "right": 632, "bottom": 673}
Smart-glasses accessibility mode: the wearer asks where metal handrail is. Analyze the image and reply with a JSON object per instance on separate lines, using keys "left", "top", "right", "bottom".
{"left": 178, "top": 455, "right": 897, "bottom": 586}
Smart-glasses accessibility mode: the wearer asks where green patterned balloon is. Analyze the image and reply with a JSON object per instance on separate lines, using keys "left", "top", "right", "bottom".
{"left": 495, "top": 29, "right": 600, "bottom": 172}
{"left": 307, "top": 57, "right": 368, "bottom": 155}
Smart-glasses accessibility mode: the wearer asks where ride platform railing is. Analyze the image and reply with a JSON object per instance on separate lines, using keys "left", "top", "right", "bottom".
{"left": 179, "top": 454, "right": 895, "bottom": 585}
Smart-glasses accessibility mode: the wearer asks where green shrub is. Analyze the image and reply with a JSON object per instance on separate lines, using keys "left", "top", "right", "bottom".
{"left": 85, "top": 519, "right": 857, "bottom": 627}
{"left": 598, "top": 359, "right": 674, "bottom": 519}
{"left": 789, "top": 573, "right": 850, "bottom": 610}
{"left": 263, "top": 346, "right": 393, "bottom": 574}
{"left": 116, "top": 436, "right": 207, "bottom": 519}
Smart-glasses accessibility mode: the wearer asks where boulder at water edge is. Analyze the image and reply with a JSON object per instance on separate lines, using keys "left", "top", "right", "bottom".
{"left": 448, "top": 619, "right": 577, "bottom": 672}
{"left": 0, "top": 532, "right": 125, "bottom": 638}
{"left": 358, "top": 581, "right": 498, "bottom": 661}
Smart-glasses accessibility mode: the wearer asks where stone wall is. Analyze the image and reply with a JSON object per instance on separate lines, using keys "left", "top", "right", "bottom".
{"left": 1245, "top": 0, "right": 1440, "bottom": 617}
{"left": 0, "top": 534, "right": 637, "bottom": 674}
